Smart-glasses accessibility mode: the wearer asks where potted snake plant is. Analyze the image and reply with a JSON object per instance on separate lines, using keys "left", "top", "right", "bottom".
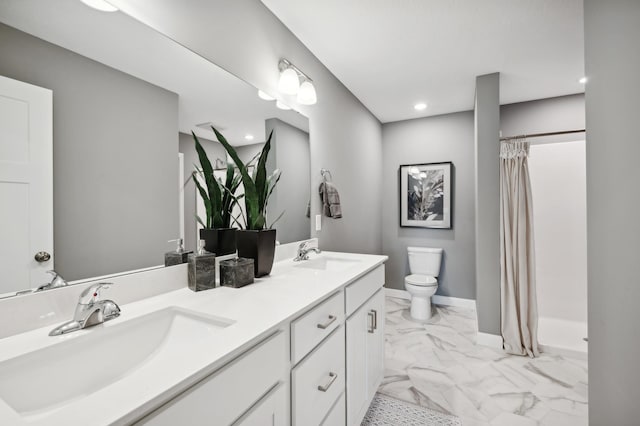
{"left": 192, "top": 132, "right": 243, "bottom": 255}
{"left": 211, "top": 126, "right": 283, "bottom": 277}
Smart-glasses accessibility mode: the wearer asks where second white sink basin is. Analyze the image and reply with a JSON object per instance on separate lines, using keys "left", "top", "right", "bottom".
{"left": 295, "top": 256, "right": 361, "bottom": 272}
{"left": 0, "top": 307, "right": 234, "bottom": 417}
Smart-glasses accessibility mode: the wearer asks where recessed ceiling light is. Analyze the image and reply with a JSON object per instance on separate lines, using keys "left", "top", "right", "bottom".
{"left": 579, "top": 77, "right": 588, "bottom": 84}
{"left": 258, "top": 90, "right": 275, "bottom": 101}
{"left": 80, "top": 0, "right": 119, "bottom": 12}
{"left": 414, "top": 102, "right": 427, "bottom": 111}
{"left": 245, "top": 134, "right": 254, "bottom": 141}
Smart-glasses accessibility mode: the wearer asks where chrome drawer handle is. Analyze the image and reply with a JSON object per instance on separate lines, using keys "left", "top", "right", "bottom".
{"left": 367, "top": 311, "right": 375, "bottom": 333}
{"left": 317, "top": 372, "right": 337, "bottom": 392}
{"left": 317, "top": 315, "right": 337, "bottom": 330}
{"left": 372, "top": 309, "right": 378, "bottom": 331}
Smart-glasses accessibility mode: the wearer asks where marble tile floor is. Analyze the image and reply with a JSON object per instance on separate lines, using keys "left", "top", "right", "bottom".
{"left": 379, "top": 297, "right": 588, "bottom": 426}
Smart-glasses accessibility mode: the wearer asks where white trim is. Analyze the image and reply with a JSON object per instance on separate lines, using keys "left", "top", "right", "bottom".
{"left": 539, "top": 344, "right": 588, "bottom": 361}
{"left": 432, "top": 295, "right": 476, "bottom": 309}
{"left": 384, "top": 288, "right": 410, "bottom": 300}
{"left": 384, "top": 288, "right": 477, "bottom": 310}
{"left": 476, "top": 332, "right": 503, "bottom": 349}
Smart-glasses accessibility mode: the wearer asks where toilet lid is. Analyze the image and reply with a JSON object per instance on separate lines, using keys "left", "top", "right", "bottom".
{"left": 406, "top": 274, "right": 437, "bottom": 286}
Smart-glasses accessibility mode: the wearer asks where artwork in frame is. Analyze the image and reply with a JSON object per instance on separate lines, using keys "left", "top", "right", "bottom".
{"left": 399, "top": 162, "right": 452, "bottom": 229}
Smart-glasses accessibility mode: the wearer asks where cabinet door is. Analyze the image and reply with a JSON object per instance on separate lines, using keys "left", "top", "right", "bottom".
{"left": 366, "top": 289, "right": 385, "bottom": 400}
{"left": 346, "top": 302, "right": 369, "bottom": 425}
{"left": 234, "top": 383, "right": 287, "bottom": 426}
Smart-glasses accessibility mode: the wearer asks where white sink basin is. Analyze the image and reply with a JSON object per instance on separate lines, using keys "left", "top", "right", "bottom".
{"left": 0, "top": 307, "right": 234, "bottom": 416}
{"left": 295, "top": 256, "right": 361, "bottom": 272}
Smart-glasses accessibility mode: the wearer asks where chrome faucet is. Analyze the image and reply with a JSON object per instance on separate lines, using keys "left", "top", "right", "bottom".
{"left": 294, "top": 241, "right": 321, "bottom": 261}
{"left": 49, "top": 283, "right": 120, "bottom": 336}
{"left": 36, "top": 270, "right": 68, "bottom": 292}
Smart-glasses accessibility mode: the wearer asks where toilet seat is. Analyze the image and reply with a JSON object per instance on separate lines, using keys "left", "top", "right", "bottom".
{"left": 405, "top": 274, "right": 437, "bottom": 287}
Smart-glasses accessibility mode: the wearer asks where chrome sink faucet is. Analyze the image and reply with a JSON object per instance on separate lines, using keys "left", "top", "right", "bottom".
{"left": 294, "top": 241, "right": 322, "bottom": 261}
{"left": 49, "top": 283, "right": 120, "bottom": 336}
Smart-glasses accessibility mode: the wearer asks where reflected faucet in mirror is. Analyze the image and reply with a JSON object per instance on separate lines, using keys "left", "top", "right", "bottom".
{"left": 36, "top": 270, "right": 69, "bottom": 292}
{"left": 49, "top": 283, "right": 121, "bottom": 336}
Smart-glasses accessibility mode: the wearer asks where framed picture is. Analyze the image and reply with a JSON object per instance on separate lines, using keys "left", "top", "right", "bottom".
{"left": 399, "top": 162, "right": 452, "bottom": 229}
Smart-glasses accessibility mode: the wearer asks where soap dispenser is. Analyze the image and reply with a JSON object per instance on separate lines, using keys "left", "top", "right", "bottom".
{"left": 188, "top": 240, "right": 216, "bottom": 292}
{"left": 165, "top": 238, "right": 190, "bottom": 266}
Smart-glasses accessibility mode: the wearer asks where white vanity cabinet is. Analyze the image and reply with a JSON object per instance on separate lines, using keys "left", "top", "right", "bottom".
{"left": 345, "top": 267, "right": 385, "bottom": 426}
{"left": 135, "top": 331, "right": 288, "bottom": 426}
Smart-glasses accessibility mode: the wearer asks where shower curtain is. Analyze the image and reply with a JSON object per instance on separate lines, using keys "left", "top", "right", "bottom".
{"left": 499, "top": 140, "right": 540, "bottom": 357}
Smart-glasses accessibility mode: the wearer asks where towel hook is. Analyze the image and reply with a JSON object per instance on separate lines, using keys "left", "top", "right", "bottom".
{"left": 321, "top": 168, "right": 333, "bottom": 181}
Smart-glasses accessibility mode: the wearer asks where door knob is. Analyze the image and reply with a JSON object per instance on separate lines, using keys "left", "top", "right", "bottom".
{"left": 34, "top": 251, "right": 51, "bottom": 262}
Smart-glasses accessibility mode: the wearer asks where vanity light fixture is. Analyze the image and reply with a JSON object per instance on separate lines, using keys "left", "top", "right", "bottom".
{"left": 276, "top": 100, "right": 291, "bottom": 110}
{"left": 297, "top": 80, "right": 317, "bottom": 105}
{"left": 258, "top": 90, "right": 276, "bottom": 101}
{"left": 245, "top": 134, "right": 254, "bottom": 141}
{"left": 80, "top": 0, "right": 119, "bottom": 12}
{"left": 278, "top": 58, "right": 317, "bottom": 105}
{"left": 579, "top": 76, "right": 588, "bottom": 84}
{"left": 414, "top": 102, "right": 427, "bottom": 111}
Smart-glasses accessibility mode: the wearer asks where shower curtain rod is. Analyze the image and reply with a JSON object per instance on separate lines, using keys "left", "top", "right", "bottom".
{"left": 499, "top": 129, "right": 585, "bottom": 141}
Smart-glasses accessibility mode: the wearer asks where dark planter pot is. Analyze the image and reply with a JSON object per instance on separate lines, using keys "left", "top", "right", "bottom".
{"left": 236, "top": 229, "right": 277, "bottom": 277}
{"left": 199, "top": 228, "right": 236, "bottom": 255}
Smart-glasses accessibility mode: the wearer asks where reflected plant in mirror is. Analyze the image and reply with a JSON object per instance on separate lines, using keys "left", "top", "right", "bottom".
{"left": 192, "top": 132, "right": 242, "bottom": 255}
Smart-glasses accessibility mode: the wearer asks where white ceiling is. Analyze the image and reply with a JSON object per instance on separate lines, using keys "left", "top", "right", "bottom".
{"left": 0, "top": 0, "right": 308, "bottom": 146}
{"left": 261, "top": 0, "right": 585, "bottom": 123}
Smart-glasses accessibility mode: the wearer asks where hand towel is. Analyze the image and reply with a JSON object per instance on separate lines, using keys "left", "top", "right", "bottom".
{"left": 319, "top": 181, "right": 343, "bottom": 219}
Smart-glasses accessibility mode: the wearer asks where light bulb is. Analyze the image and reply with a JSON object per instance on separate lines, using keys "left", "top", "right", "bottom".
{"left": 258, "top": 90, "right": 275, "bottom": 101}
{"left": 414, "top": 102, "right": 427, "bottom": 111}
{"left": 278, "top": 67, "right": 300, "bottom": 95}
{"left": 245, "top": 134, "right": 254, "bottom": 141}
{"left": 80, "top": 0, "right": 118, "bottom": 12}
{"left": 579, "top": 77, "right": 587, "bottom": 84}
{"left": 297, "top": 80, "right": 317, "bottom": 105}
{"left": 276, "top": 100, "right": 291, "bottom": 110}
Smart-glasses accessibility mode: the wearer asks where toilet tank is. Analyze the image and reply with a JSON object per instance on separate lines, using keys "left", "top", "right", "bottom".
{"left": 407, "top": 247, "right": 443, "bottom": 277}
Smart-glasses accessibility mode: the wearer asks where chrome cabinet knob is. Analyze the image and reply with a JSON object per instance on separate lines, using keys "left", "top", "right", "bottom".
{"left": 34, "top": 251, "right": 51, "bottom": 262}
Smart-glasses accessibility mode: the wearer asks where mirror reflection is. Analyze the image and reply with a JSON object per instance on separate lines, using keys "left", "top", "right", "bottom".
{"left": 0, "top": 0, "right": 310, "bottom": 298}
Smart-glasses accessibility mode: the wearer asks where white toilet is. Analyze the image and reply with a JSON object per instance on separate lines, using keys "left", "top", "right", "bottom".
{"left": 405, "top": 247, "right": 443, "bottom": 321}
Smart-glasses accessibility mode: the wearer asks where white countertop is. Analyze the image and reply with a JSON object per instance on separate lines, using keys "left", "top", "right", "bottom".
{"left": 0, "top": 251, "right": 387, "bottom": 425}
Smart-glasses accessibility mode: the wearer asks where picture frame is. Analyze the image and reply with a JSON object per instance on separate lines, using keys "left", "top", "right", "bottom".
{"left": 399, "top": 162, "right": 452, "bottom": 229}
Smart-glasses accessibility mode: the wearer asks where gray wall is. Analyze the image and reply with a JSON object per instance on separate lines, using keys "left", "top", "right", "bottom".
{"left": 178, "top": 132, "right": 226, "bottom": 252}
{"left": 266, "top": 118, "right": 311, "bottom": 244}
{"left": 474, "top": 73, "right": 501, "bottom": 335}
{"left": 584, "top": 1, "right": 640, "bottom": 423}
{"left": 501, "top": 94, "right": 585, "bottom": 142}
{"left": 111, "top": 0, "right": 383, "bottom": 255}
{"left": 0, "top": 23, "right": 179, "bottom": 281}
{"left": 381, "top": 112, "right": 476, "bottom": 298}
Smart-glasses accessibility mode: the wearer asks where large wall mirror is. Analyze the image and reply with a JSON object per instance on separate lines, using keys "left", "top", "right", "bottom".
{"left": 0, "top": 0, "right": 310, "bottom": 298}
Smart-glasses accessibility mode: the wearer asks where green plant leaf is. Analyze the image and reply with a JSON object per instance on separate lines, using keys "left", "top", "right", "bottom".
{"left": 211, "top": 126, "right": 261, "bottom": 229}
{"left": 193, "top": 132, "right": 223, "bottom": 228}
{"left": 268, "top": 210, "right": 285, "bottom": 229}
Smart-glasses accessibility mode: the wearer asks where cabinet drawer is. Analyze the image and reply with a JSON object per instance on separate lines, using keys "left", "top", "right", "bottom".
{"left": 321, "top": 392, "right": 345, "bottom": 426}
{"left": 137, "top": 331, "right": 286, "bottom": 426}
{"left": 345, "top": 265, "right": 384, "bottom": 316}
{"left": 291, "top": 291, "right": 344, "bottom": 364}
{"left": 292, "top": 326, "right": 346, "bottom": 426}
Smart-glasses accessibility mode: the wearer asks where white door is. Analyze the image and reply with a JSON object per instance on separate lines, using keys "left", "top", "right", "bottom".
{"left": 0, "top": 75, "right": 53, "bottom": 294}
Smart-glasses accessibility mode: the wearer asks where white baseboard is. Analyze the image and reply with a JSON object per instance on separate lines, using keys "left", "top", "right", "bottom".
{"left": 432, "top": 295, "right": 476, "bottom": 309}
{"left": 476, "top": 332, "right": 504, "bottom": 349}
{"left": 384, "top": 288, "right": 476, "bottom": 310}
{"left": 384, "top": 288, "right": 411, "bottom": 300}
{"left": 539, "top": 344, "right": 588, "bottom": 361}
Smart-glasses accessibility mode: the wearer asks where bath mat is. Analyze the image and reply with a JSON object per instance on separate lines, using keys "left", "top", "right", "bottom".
{"left": 362, "top": 393, "right": 461, "bottom": 426}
